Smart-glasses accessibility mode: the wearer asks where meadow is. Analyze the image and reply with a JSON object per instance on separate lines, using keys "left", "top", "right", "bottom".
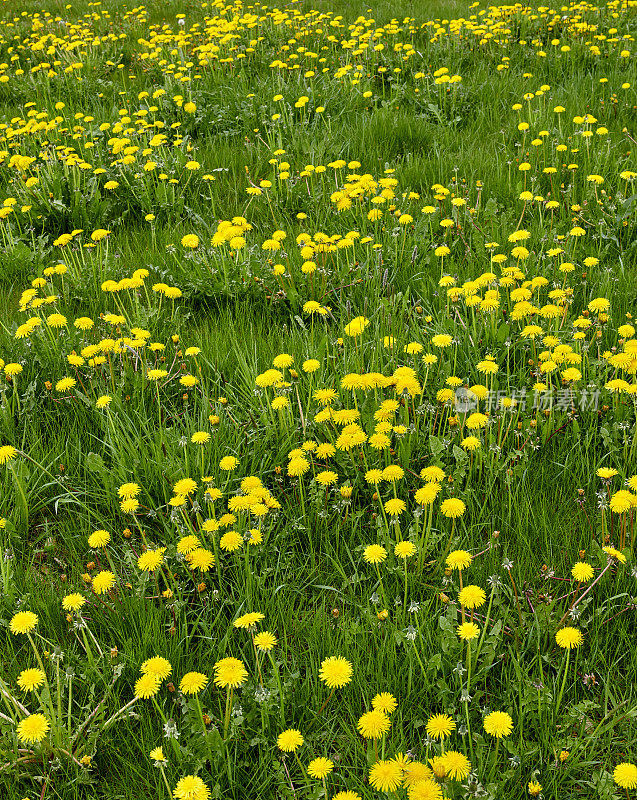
{"left": 0, "top": 0, "right": 636, "bottom": 797}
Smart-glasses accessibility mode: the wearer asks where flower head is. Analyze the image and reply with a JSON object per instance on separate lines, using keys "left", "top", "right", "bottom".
{"left": 441, "top": 750, "right": 471, "bottom": 780}
{"left": 610, "top": 490, "right": 633, "bottom": 513}
{"left": 138, "top": 549, "right": 165, "bottom": 572}
{"left": 10, "top": 611, "right": 38, "bottom": 635}
{"left": 368, "top": 760, "right": 402, "bottom": 792}
{"left": 180, "top": 672, "right": 208, "bottom": 695}
{"left": 614, "top": 763, "right": 637, "bottom": 789}
{"left": 17, "top": 668, "right": 46, "bottom": 692}
{"left": 233, "top": 612, "right": 265, "bottom": 630}
{"left": 0, "top": 445, "right": 18, "bottom": 464}
{"left": 150, "top": 746, "right": 166, "bottom": 763}
{"left": 344, "top": 317, "right": 369, "bottom": 337}
{"left": 426, "top": 713, "right": 456, "bottom": 740}
{"left": 603, "top": 546, "right": 626, "bottom": 564}
{"left": 555, "top": 627, "right": 583, "bottom": 649}
{"left": 141, "top": 657, "right": 172, "bottom": 680}
{"left": 357, "top": 710, "right": 390, "bottom": 739}
{"left": 415, "top": 484, "right": 441, "bottom": 505}
{"left": 92, "top": 570, "right": 116, "bottom": 594}
{"left": 457, "top": 622, "right": 480, "bottom": 641}
{"left": 402, "top": 760, "right": 434, "bottom": 787}
{"left": 446, "top": 550, "right": 472, "bottom": 571}
{"left": 307, "top": 757, "right": 334, "bottom": 779}
{"left": 441, "top": 498, "right": 466, "bottom": 518}
{"left": 411, "top": 780, "right": 443, "bottom": 800}
{"left": 172, "top": 775, "right": 211, "bottom": 800}
{"left": 220, "top": 531, "right": 242, "bottom": 552}
{"left": 395, "top": 541, "right": 417, "bottom": 559}
{"left": 135, "top": 673, "right": 161, "bottom": 699}
{"left": 173, "top": 478, "right": 197, "bottom": 496}
{"left": 177, "top": 535, "right": 200, "bottom": 555}
{"left": 319, "top": 656, "right": 353, "bottom": 689}
{"left": 181, "top": 234, "right": 200, "bottom": 249}
{"left": 421, "top": 466, "right": 445, "bottom": 482}
{"left": 17, "top": 714, "right": 50, "bottom": 744}
{"left": 118, "top": 483, "right": 141, "bottom": 500}
{"left": 458, "top": 585, "right": 486, "bottom": 609}
{"left": 62, "top": 593, "right": 86, "bottom": 612}
{"left": 429, "top": 756, "right": 447, "bottom": 780}
{"left": 213, "top": 657, "right": 247, "bottom": 689}
{"left": 571, "top": 562, "right": 594, "bottom": 582}
{"left": 88, "top": 529, "right": 111, "bottom": 548}
{"left": 277, "top": 728, "right": 303, "bottom": 751}
{"left": 55, "top": 377, "right": 76, "bottom": 392}
{"left": 254, "top": 631, "right": 277, "bottom": 651}
{"left": 363, "top": 544, "right": 387, "bottom": 564}
{"left": 187, "top": 548, "right": 215, "bottom": 572}
{"left": 483, "top": 711, "right": 513, "bottom": 738}
{"left": 372, "top": 692, "right": 397, "bottom": 715}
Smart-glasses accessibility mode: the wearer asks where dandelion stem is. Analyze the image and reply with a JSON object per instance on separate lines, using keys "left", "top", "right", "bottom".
{"left": 316, "top": 687, "right": 335, "bottom": 717}
{"left": 555, "top": 648, "right": 571, "bottom": 720}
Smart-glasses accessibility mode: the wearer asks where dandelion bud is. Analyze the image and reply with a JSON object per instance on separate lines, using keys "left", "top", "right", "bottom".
{"left": 430, "top": 757, "right": 447, "bottom": 779}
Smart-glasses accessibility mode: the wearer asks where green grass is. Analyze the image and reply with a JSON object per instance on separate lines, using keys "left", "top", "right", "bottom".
{"left": 0, "top": 0, "right": 635, "bottom": 798}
